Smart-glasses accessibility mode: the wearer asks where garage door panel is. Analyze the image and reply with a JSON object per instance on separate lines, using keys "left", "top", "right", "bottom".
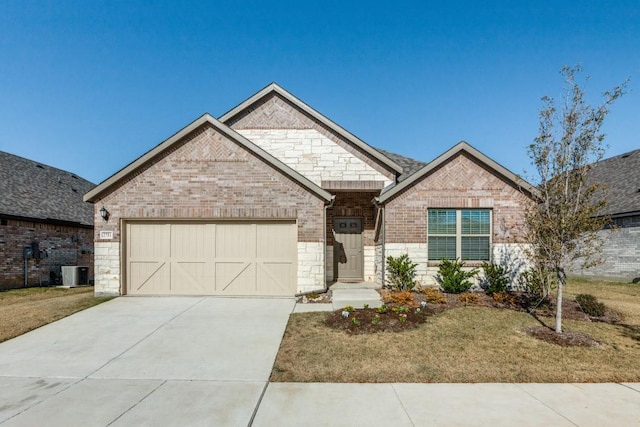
{"left": 256, "top": 223, "right": 295, "bottom": 258}
{"left": 257, "top": 262, "right": 293, "bottom": 295}
{"left": 171, "top": 262, "right": 212, "bottom": 294}
{"left": 216, "top": 262, "right": 255, "bottom": 294}
{"left": 129, "top": 261, "right": 170, "bottom": 294}
{"left": 126, "top": 221, "right": 296, "bottom": 296}
{"left": 216, "top": 223, "right": 256, "bottom": 258}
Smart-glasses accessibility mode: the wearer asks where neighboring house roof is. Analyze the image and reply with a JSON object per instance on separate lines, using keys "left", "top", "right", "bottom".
{"left": 588, "top": 148, "right": 640, "bottom": 218}
{"left": 0, "top": 151, "right": 94, "bottom": 227}
{"left": 83, "top": 113, "right": 333, "bottom": 203}
{"left": 376, "top": 149, "right": 427, "bottom": 182}
{"left": 376, "top": 141, "right": 539, "bottom": 203}
{"left": 219, "top": 82, "right": 404, "bottom": 175}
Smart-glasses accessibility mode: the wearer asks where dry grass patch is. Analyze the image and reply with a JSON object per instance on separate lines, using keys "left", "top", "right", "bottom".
{"left": 0, "top": 286, "right": 113, "bottom": 343}
{"left": 272, "top": 279, "right": 640, "bottom": 383}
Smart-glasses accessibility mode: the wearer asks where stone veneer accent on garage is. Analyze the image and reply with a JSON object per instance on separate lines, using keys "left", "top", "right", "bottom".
{"left": 297, "top": 242, "right": 324, "bottom": 293}
{"left": 94, "top": 241, "right": 120, "bottom": 296}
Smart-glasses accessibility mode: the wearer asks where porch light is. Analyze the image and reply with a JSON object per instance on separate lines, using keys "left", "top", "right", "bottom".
{"left": 99, "top": 206, "right": 110, "bottom": 222}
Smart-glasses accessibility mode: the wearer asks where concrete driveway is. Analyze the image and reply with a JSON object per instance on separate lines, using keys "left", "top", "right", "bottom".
{"left": 0, "top": 296, "right": 295, "bottom": 426}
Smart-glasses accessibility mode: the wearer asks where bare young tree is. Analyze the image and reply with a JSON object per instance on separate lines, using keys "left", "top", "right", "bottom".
{"left": 526, "top": 65, "right": 627, "bottom": 333}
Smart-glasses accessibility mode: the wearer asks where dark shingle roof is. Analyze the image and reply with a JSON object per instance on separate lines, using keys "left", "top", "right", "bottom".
{"left": 589, "top": 148, "right": 640, "bottom": 217}
{"left": 0, "top": 151, "right": 95, "bottom": 226}
{"left": 376, "top": 149, "right": 427, "bottom": 182}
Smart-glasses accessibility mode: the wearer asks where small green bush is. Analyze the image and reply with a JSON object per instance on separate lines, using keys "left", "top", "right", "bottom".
{"left": 386, "top": 254, "right": 418, "bottom": 291}
{"left": 519, "top": 268, "right": 555, "bottom": 300}
{"left": 436, "top": 259, "right": 478, "bottom": 294}
{"left": 481, "top": 262, "right": 511, "bottom": 295}
{"left": 575, "top": 294, "right": 606, "bottom": 317}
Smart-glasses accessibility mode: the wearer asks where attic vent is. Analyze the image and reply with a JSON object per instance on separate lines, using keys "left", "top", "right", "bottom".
{"left": 621, "top": 153, "right": 632, "bottom": 158}
{"left": 72, "top": 188, "right": 78, "bottom": 193}
{"left": 36, "top": 164, "right": 44, "bottom": 169}
{"left": 71, "top": 175, "right": 78, "bottom": 179}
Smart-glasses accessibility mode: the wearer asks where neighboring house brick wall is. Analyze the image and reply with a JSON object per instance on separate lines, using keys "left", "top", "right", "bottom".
{"left": 568, "top": 216, "right": 640, "bottom": 283}
{"left": 383, "top": 153, "right": 532, "bottom": 286}
{"left": 0, "top": 219, "right": 93, "bottom": 289}
{"left": 92, "top": 124, "right": 326, "bottom": 295}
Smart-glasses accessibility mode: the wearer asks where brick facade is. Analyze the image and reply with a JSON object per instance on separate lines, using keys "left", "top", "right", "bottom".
{"left": 91, "top": 123, "right": 327, "bottom": 295}
{"left": 380, "top": 153, "right": 532, "bottom": 287}
{"left": 0, "top": 219, "right": 93, "bottom": 289}
{"left": 384, "top": 153, "right": 530, "bottom": 244}
{"left": 93, "top": 124, "right": 326, "bottom": 243}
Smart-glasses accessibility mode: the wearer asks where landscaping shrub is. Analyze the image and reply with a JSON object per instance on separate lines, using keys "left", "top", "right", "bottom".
{"left": 458, "top": 292, "right": 479, "bottom": 304}
{"left": 575, "top": 294, "right": 606, "bottom": 317}
{"left": 423, "top": 287, "right": 447, "bottom": 304}
{"left": 492, "top": 291, "right": 517, "bottom": 306}
{"left": 481, "top": 262, "right": 510, "bottom": 295}
{"left": 387, "top": 291, "right": 415, "bottom": 306}
{"left": 386, "top": 254, "right": 418, "bottom": 291}
{"left": 436, "top": 259, "right": 478, "bottom": 294}
{"left": 519, "top": 267, "right": 555, "bottom": 300}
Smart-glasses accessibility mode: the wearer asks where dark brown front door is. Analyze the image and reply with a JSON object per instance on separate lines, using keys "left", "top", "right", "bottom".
{"left": 333, "top": 217, "right": 363, "bottom": 281}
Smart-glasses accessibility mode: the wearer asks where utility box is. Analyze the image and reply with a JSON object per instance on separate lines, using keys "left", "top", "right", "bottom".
{"left": 61, "top": 266, "right": 89, "bottom": 286}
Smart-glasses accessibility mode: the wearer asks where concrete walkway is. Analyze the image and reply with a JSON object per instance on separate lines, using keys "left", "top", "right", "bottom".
{"left": 0, "top": 298, "right": 639, "bottom": 426}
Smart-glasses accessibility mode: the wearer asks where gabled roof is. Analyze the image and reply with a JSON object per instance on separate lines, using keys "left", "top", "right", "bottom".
{"left": 0, "top": 151, "right": 94, "bottom": 226}
{"left": 83, "top": 114, "right": 333, "bottom": 203}
{"left": 376, "top": 149, "right": 427, "bottom": 182}
{"left": 588, "top": 148, "right": 640, "bottom": 217}
{"left": 376, "top": 141, "right": 539, "bottom": 203}
{"left": 219, "top": 82, "right": 404, "bottom": 175}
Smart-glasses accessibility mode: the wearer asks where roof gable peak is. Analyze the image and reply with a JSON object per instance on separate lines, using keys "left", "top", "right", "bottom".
{"left": 219, "top": 83, "right": 403, "bottom": 174}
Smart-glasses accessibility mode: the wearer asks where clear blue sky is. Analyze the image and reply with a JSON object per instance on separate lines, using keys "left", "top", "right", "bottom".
{"left": 1, "top": 1, "right": 638, "bottom": 185}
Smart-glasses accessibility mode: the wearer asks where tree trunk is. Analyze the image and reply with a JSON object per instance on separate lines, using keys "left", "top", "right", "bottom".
{"left": 555, "top": 268, "right": 566, "bottom": 333}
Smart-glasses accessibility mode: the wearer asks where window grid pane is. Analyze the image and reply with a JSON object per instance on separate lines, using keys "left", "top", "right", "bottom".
{"left": 461, "top": 210, "right": 490, "bottom": 234}
{"left": 428, "top": 210, "right": 456, "bottom": 234}
{"left": 461, "top": 237, "right": 490, "bottom": 261}
{"left": 428, "top": 236, "right": 456, "bottom": 260}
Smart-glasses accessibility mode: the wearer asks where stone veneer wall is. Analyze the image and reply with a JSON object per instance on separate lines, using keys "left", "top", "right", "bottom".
{"left": 236, "top": 129, "right": 393, "bottom": 187}
{"left": 94, "top": 241, "right": 119, "bottom": 295}
{"left": 227, "top": 93, "right": 397, "bottom": 184}
{"left": 297, "top": 242, "right": 325, "bottom": 293}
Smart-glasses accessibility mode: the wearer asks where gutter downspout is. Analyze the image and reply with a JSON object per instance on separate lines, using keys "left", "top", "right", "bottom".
{"left": 295, "top": 195, "right": 335, "bottom": 297}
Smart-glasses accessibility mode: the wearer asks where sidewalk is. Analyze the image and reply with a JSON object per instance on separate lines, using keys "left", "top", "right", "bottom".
{"left": 253, "top": 382, "right": 640, "bottom": 426}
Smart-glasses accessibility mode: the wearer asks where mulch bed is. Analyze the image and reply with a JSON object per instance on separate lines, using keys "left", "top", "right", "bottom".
{"left": 323, "top": 289, "right": 623, "bottom": 345}
{"left": 523, "top": 326, "right": 602, "bottom": 347}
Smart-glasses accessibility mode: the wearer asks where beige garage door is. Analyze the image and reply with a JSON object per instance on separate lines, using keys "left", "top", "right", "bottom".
{"left": 125, "top": 221, "right": 297, "bottom": 296}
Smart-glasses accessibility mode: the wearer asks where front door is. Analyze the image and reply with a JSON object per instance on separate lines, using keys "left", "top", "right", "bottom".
{"left": 333, "top": 217, "right": 363, "bottom": 281}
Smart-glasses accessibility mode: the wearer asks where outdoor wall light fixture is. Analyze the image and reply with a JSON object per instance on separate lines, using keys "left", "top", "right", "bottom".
{"left": 99, "top": 206, "right": 110, "bottom": 222}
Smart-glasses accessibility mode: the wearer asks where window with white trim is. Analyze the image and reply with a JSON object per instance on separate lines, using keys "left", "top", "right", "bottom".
{"left": 427, "top": 209, "right": 491, "bottom": 261}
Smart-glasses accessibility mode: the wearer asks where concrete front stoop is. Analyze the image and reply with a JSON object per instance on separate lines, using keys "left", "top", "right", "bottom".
{"left": 330, "top": 282, "right": 383, "bottom": 310}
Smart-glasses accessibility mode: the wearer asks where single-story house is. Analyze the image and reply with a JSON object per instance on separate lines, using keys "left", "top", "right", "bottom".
{"left": 0, "top": 151, "right": 95, "bottom": 289}
{"left": 84, "top": 83, "right": 537, "bottom": 296}
{"left": 567, "top": 149, "right": 640, "bottom": 283}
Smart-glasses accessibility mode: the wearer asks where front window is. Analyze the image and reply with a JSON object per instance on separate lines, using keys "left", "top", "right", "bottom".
{"left": 428, "top": 209, "right": 491, "bottom": 261}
